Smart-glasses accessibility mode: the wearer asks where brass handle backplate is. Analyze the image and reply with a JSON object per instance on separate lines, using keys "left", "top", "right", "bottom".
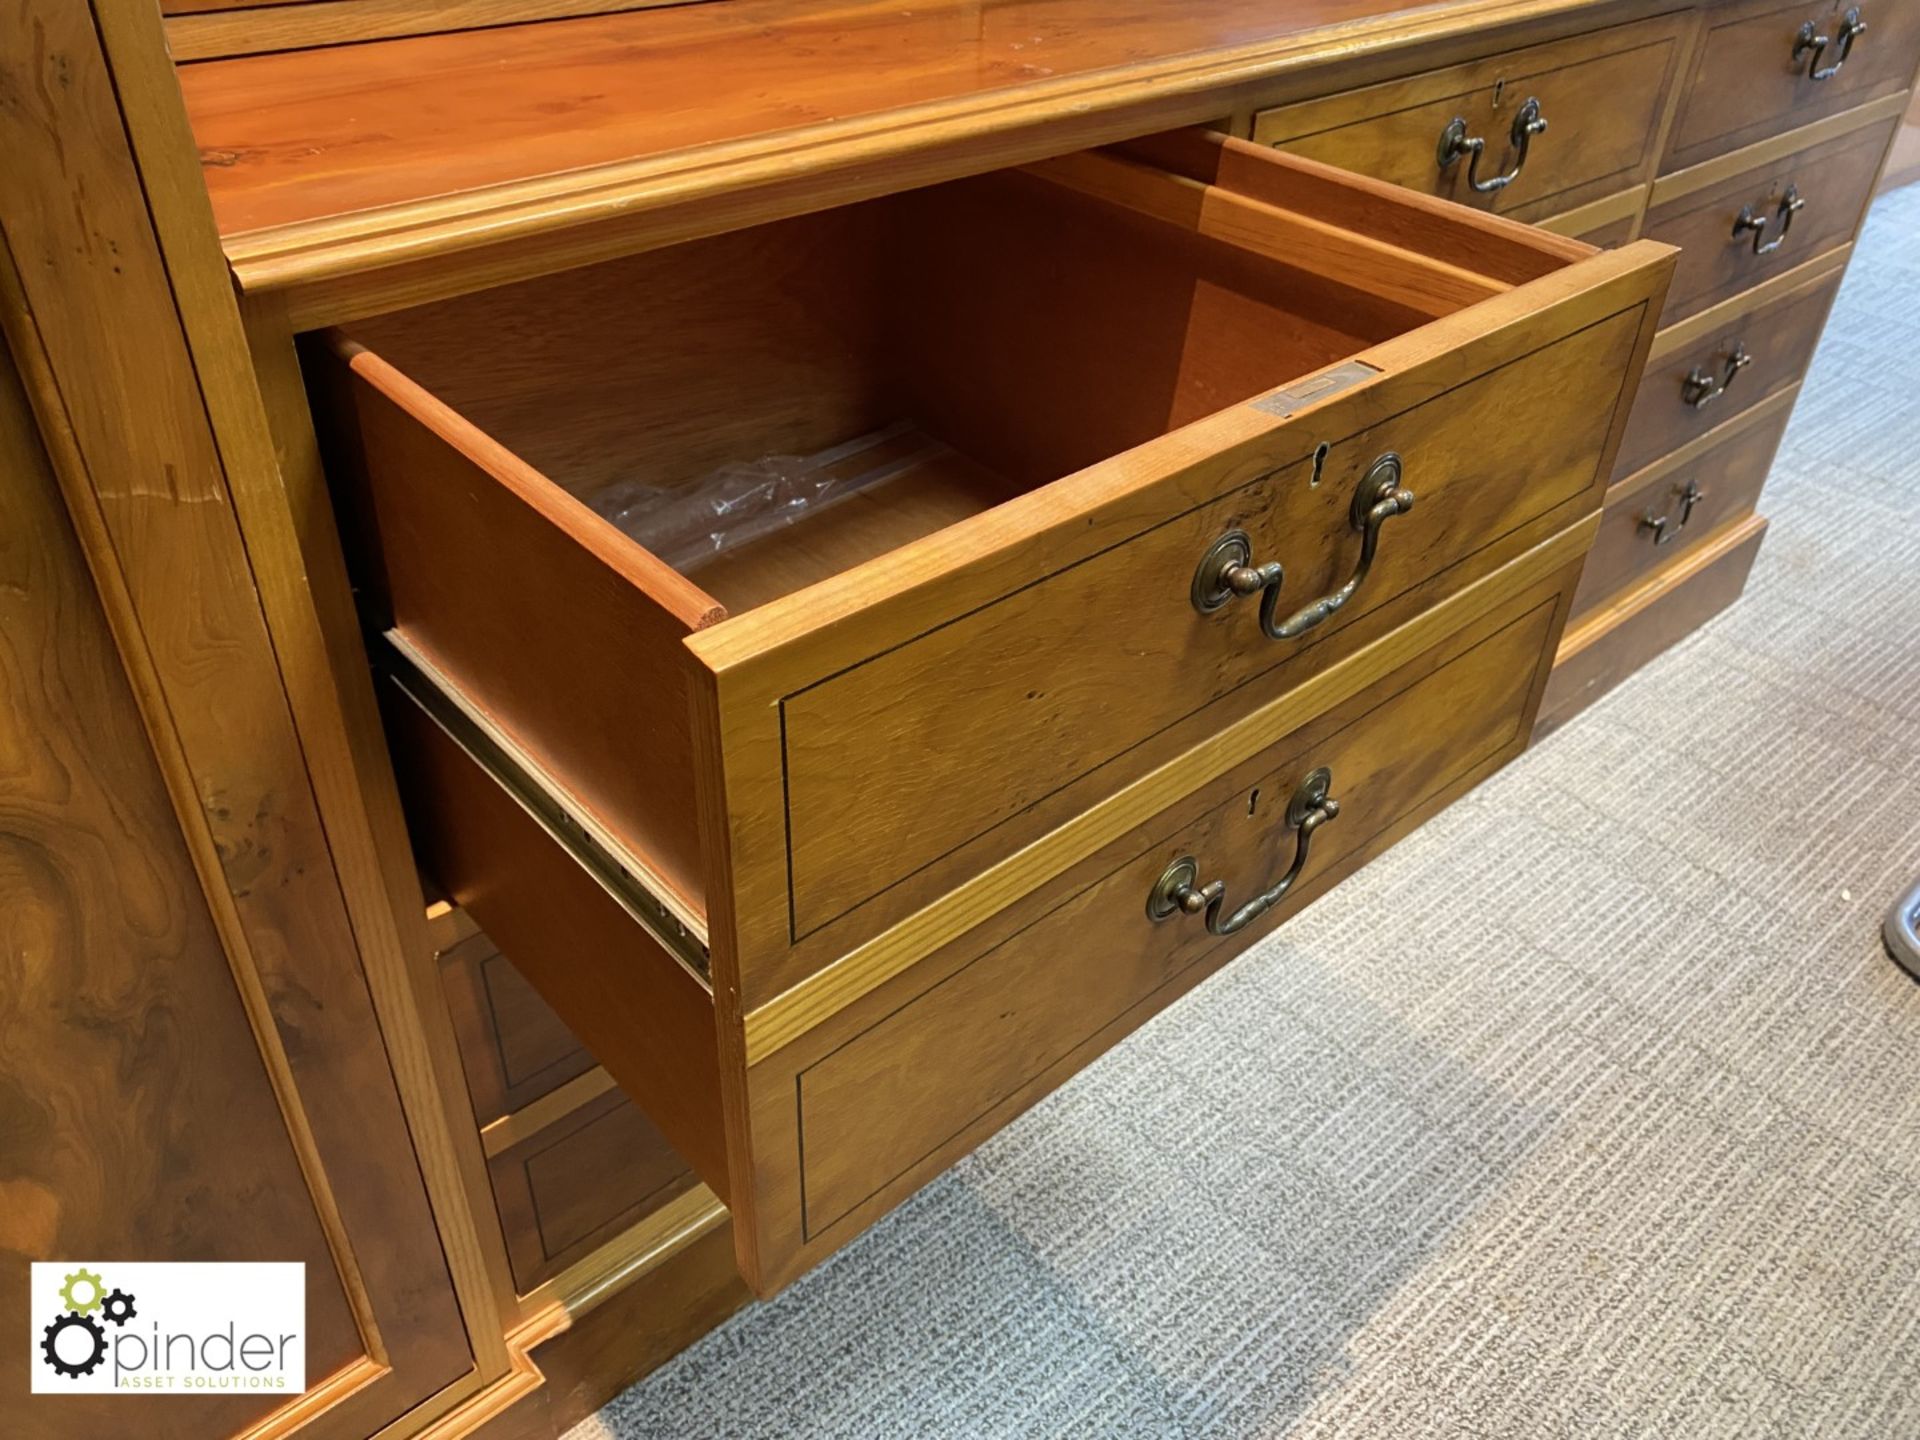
{"left": 1795, "top": 6, "right": 1867, "bottom": 79}
{"left": 1437, "top": 96, "right": 1549, "bottom": 194}
{"left": 1640, "top": 479, "right": 1704, "bottom": 546}
{"left": 1682, "top": 343, "right": 1752, "bottom": 408}
{"left": 1191, "top": 453, "right": 1414, "bottom": 641}
{"left": 1146, "top": 768, "right": 1341, "bottom": 936}
{"left": 1732, "top": 185, "right": 1807, "bottom": 255}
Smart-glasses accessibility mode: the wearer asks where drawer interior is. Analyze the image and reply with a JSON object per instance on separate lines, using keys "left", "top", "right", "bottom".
{"left": 330, "top": 132, "right": 1578, "bottom": 619}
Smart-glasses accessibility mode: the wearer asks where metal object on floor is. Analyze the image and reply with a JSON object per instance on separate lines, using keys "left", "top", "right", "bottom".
{"left": 1886, "top": 876, "right": 1920, "bottom": 978}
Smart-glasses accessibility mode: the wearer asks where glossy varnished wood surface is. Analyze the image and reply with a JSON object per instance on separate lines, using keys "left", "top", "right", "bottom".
{"left": 174, "top": 0, "right": 1657, "bottom": 319}
{"left": 745, "top": 555, "right": 1584, "bottom": 1289}
{"left": 781, "top": 303, "right": 1642, "bottom": 939}
{"left": 1610, "top": 254, "right": 1844, "bottom": 479}
{"left": 1643, "top": 112, "right": 1896, "bottom": 323}
{"left": 1663, "top": 0, "right": 1920, "bottom": 171}
{"left": 179, "top": 0, "right": 1510, "bottom": 233}
{"left": 166, "top": 0, "right": 721, "bottom": 62}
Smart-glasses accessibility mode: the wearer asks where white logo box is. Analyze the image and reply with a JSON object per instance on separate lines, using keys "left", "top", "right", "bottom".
{"left": 30, "top": 1262, "right": 305, "bottom": 1396}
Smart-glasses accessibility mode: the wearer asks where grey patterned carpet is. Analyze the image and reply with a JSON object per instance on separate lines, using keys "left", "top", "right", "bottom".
{"left": 573, "top": 185, "right": 1920, "bottom": 1439}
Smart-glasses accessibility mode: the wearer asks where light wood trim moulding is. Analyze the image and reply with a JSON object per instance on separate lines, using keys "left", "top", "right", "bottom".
{"left": 1649, "top": 244, "right": 1851, "bottom": 359}
{"left": 740, "top": 515, "right": 1599, "bottom": 1065}
{"left": 1602, "top": 382, "right": 1800, "bottom": 504}
{"left": 543, "top": 1183, "right": 729, "bottom": 1318}
{"left": 370, "top": 1350, "right": 542, "bottom": 1440}
{"left": 166, "top": 0, "right": 716, "bottom": 63}
{"left": 1536, "top": 185, "right": 1646, "bottom": 240}
{"left": 478, "top": 1067, "right": 620, "bottom": 1158}
{"left": 1649, "top": 89, "right": 1912, "bottom": 205}
{"left": 374, "top": 1185, "right": 727, "bottom": 1434}
{"left": 240, "top": 1358, "right": 389, "bottom": 1440}
{"left": 209, "top": 0, "right": 1621, "bottom": 323}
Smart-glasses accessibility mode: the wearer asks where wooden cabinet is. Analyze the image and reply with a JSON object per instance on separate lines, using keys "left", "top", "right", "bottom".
{"left": 1256, "top": 3, "right": 1917, "bottom": 732}
{"left": 7, "top": 0, "right": 1911, "bottom": 1434}
{"left": 780, "top": 567, "right": 1572, "bottom": 1257}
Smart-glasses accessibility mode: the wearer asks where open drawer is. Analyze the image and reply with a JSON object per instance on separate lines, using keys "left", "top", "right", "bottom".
{"left": 316, "top": 127, "right": 1669, "bottom": 1291}
{"left": 318, "top": 128, "right": 1672, "bottom": 1011}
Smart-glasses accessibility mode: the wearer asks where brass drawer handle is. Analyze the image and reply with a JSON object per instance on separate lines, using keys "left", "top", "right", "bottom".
{"left": 1682, "top": 343, "right": 1752, "bottom": 408}
{"left": 1191, "top": 453, "right": 1414, "bottom": 641}
{"left": 1640, "top": 479, "right": 1704, "bottom": 546}
{"left": 1732, "top": 185, "right": 1806, "bottom": 255}
{"left": 1437, "top": 96, "right": 1549, "bottom": 194}
{"left": 1147, "top": 768, "right": 1341, "bottom": 935}
{"left": 1795, "top": 6, "right": 1867, "bottom": 80}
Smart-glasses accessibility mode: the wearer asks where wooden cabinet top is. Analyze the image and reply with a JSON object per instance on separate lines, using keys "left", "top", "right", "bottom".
{"left": 175, "top": 0, "right": 1652, "bottom": 322}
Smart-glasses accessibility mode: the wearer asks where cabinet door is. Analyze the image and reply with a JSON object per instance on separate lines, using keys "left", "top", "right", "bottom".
{"left": 0, "top": 234, "right": 469, "bottom": 1440}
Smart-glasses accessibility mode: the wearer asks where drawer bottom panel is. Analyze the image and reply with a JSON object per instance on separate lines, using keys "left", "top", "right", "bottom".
{"left": 764, "top": 559, "right": 1582, "bottom": 1268}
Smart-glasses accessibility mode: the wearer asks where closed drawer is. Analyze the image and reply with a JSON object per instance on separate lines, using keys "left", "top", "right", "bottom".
{"left": 1572, "top": 395, "right": 1792, "bottom": 619}
{"left": 1666, "top": 0, "right": 1920, "bottom": 171}
{"left": 1252, "top": 18, "right": 1688, "bottom": 223}
{"left": 316, "top": 127, "right": 1672, "bottom": 1018}
{"left": 1612, "top": 259, "right": 1843, "bottom": 480}
{"left": 382, "top": 525, "right": 1593, "bottom": 1294}
{"left": 487, "top": 1088, "right": 698, "bottom": 1297}
{"left": 1645, "top": 113, "right": 1895, "bottom": 324}
{"left": 439, "top": 928, "right": 596, "bottom": 1126}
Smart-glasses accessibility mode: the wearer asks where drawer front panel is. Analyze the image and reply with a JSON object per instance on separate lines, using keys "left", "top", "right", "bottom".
{"left": 1666, "top": 0, "right": 1920, "bottom": 171}
{"left": 489, "top": 1088, "right": 698, "bottom": 1296}
{"left": 440, "top": 929, "right": 597, "bottom": 1126}
{"left": 1612, "top": 264, "right": 1840, "bottom": 481}
{"left": 1253, "top": 20, "right": 1684, "bottom": 222}
{"left": 792, "top": 582, "right": 1564, "bottom": 1240}
{"left": 781, "top": 307, "right": 1643, "bottom": 939}
{"left": 1646, "top": 116, "right": 1894, "bottom": 324}
{"left": 1573, "top": 400, "right": 1791, "bottom": 618}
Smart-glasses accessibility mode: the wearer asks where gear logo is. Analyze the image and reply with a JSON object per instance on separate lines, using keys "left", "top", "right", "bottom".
{"left": 39, "top": 1268, "right": 138, "bottom": 1380}
{"left": 29, "top": 1259, "right": 304, "bottom": 1395}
